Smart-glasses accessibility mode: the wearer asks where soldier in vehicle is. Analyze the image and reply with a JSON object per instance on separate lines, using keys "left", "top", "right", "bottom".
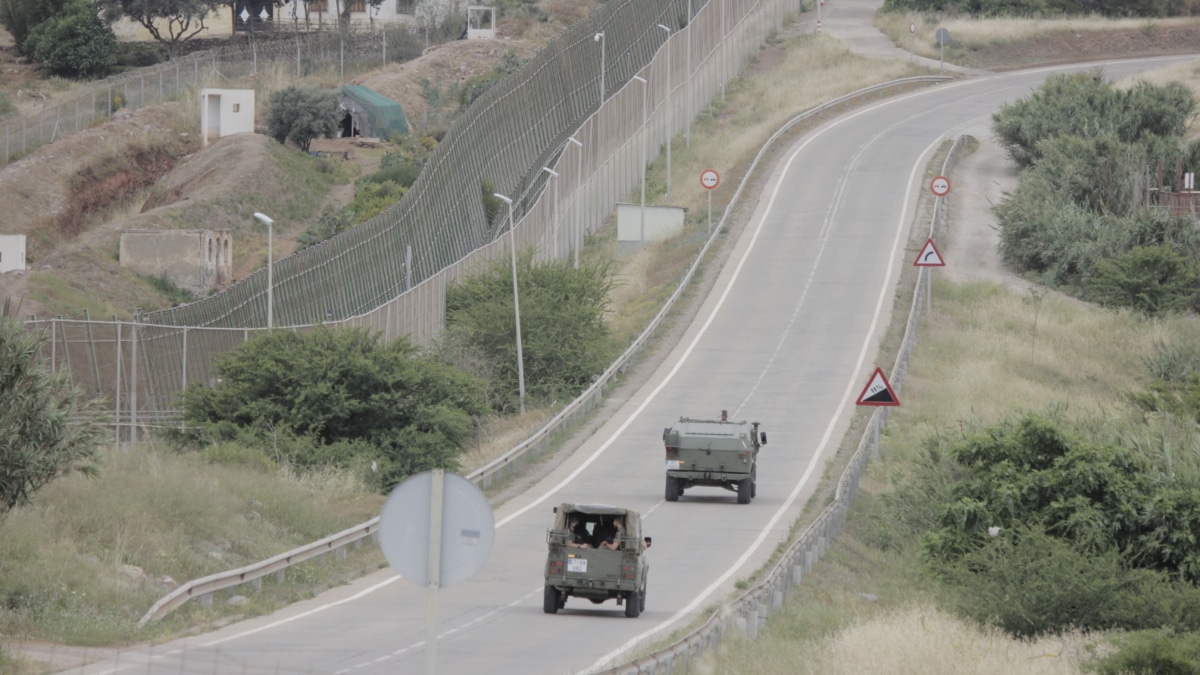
{"left": 598, "top": 517, "right": 624, "bottom": 550}
{"left": 567, "top": 516, "right": 591, "bottom": 548}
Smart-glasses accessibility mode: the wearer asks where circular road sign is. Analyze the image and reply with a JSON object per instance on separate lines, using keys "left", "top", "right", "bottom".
{"left": 700, "top": 169, "right": 720, "bottom": 190}
{"left": 935, "top": 27, "right": 950, "bottom": 46}
{"left": 909, "top": 22, "right": 915, "bottom": 34}
{"left": 929, "top": 175, "right": 951, "bottom": 197}
{"left": 379, "top": 470, "right": 494, "bottom": 588}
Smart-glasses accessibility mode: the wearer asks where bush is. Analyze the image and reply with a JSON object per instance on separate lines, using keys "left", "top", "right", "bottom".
{"left": 174, "top": 326, "right": 487, "bottom": 490}
{"left": 458, "top": 50, "right": 524, "bottom": 106}
{"left": 0, "top": 317, "right": 108, "bottom": 516}
{"left": 442, "top": 251, "right": 617, "bottom": 413}
{"left": 265, "top": 86, "right": 339, "bottom": 152}
{"left": 1090, "top": 630, "right": 1200, "bottom": 675}
{"left": 347, "top": 180, "right": 406, "bottom": 221}
{"left": 24, "top": 0, "right": 118, "bottom": 79}
{"left": 298, "top": 209, "right": 354, "bottom": 249}
{"left": 1086, "top": 245, "right": 1199, "bottom": 315}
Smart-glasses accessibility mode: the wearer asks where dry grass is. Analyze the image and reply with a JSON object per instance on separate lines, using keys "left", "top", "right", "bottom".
{"left": 707, "top": 603, "right": 1106, "bottom": 675}
{"left": 876, "top": 12, "right": 1200, "bottom": 60}
{"left": 457, "top": 406, "right": 558, "bottom": 472}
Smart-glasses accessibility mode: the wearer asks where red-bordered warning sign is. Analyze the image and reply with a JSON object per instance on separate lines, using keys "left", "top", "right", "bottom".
{"left": 856, "top": 367, "right": 899, "bottom": 407}
{"left": 913, "top": 238, "right": 945, "bottom": 267}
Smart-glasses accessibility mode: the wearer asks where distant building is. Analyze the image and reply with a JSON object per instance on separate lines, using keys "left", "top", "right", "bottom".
{"left": 110, "top": 1, "right": 437, "bottom": 41}
{"left": 0, "top": 235, "right": 26, "bottom": 274}
{"left": 200, "top": 89, "right": 256, "bottom": 147}
{"left": 120, "top": 230, "right": 233, "bottom": 295}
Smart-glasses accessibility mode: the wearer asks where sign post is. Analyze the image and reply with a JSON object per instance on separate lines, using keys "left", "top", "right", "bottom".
{"left": 935, "top": 28, "right": 950, "bottom": 76}
{"left": 909, "top": 23, "right": 915, "bottom": 62}
{"left": 380, "top": 470, "right": 495, "bottom": 675}
{"left": 700, "top": 168, "right": 720, "bottom": 232}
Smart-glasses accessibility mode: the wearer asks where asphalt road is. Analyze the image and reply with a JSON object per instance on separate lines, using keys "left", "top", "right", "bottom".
{"left": 59, "top": 8, "right": 1200, "bottom": 675}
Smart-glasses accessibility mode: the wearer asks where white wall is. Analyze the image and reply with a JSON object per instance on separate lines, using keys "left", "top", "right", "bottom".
{"left": 616, "top": 204, "right": 686, "bottom": 244}
{"left": 0, "top": 235, "right": 26, "bottom": 274}
{"left": 200, "top": 89, "right": 256, "bottom": 147}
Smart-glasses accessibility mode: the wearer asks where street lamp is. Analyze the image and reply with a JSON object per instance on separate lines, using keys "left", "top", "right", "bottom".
{"left": 633, "top": 74, "right": 648, "bottom": 244}
{"left": 567, "top": 136, "right": 583, "bottom": 268}
{"left": 253, "top": 212, "right": 274, "bottom": 329}
{"left": 542, "top": 167, "right": 559, "bottom": 258}
{"left": 657, "top": 23, "right": 672, "bottom": 199}
{"left": 594, "top": 32, "right": 605, "bottom": 107}
{"left": 492, "top": 193, "right": 527, "bottom": 415}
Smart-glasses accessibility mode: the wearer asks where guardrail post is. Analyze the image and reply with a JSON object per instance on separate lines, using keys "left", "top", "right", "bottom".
{"left": 804, "top": 547, "right": 814, "bottom": 573}
{"left": 276, "top": 569, "right": 285, "bottom": 583}
{"left": 336, "top": 547, "right": 347, "bottom": 561}
{"left": 252, "top": 578, "right": 262, "bottom": 592}
{"left": 200, "top": 592, "right": 212, "bottom": 608}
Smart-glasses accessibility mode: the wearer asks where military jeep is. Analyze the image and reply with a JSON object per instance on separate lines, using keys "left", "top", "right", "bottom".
{"left": 543, "top": 503, "right": 651, "bottom": 618}
{"left": 663, "top": 412, "right": 767, "bottom": 504}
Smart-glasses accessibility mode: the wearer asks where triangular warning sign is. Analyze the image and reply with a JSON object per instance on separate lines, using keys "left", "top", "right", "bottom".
{"left": 913, "top": 238, "right": 945, "bottom": 267}
{"left": 856, "top": 367, "right": 899, "bottom": 407}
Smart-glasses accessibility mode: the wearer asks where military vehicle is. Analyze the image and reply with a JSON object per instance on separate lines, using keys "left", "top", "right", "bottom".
{"left": 543, "top": 503, "right": 651, "bottom": 618}
{"left": 662, "top": 411, "right": 767, "bottom": 504}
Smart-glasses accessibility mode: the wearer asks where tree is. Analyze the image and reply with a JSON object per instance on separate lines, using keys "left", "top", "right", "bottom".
{"left": 0, "top": 317, "right": 108, "bottom": 517}
{"left": 175, "top": 326, "right": 487, "bottom": 489}
{"left": 0, "top": 0, "right": 71, "bottom": 54}
{"left": 98, "top": 0, "right": 225, "bottom": 59}
{"left": 443, "top": 251, "right": 617, "bottom": 413}
{"left": 25, "top": 1, "right": 118, "bottom": 79}
{"left": 265, "top": 85, "right": 340, "bottom": 153}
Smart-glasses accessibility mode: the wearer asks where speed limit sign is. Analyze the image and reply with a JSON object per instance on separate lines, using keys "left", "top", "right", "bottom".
{"left": 700, "top": 169, "right": 720, "bottom": 190}
{"left": 929, "top": 175, "right": 951, "bottom": 197}
{"left": 909, "top": 22, "right": 915, "bottom": 34}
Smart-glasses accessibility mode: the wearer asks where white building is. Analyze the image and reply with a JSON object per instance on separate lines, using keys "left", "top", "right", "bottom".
{"left": 200, "top": 89, "right": 256, "bottom": 147}
{"left": 0, "top": 235, "right": 26, "bottom": 274}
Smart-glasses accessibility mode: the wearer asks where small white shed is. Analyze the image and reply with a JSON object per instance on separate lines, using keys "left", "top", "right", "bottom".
{"left": 0, "top": 234, "right": 26, "bottom": 273}
{"left": 200, "top": 89, "right": 256, "bottom": 147}
{"left": 466, "top": 6, "right": 495, "bottom": 39}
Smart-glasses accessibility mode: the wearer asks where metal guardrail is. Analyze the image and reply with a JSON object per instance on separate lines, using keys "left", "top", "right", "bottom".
{"left": 135, "top": 75, "right": 951, "bottom": 628}
{"left": 594, "top": 135, "right": 969, "bottom": 675}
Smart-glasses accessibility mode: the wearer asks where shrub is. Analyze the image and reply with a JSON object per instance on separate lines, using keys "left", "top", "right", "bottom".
{"left": 1090, "top": 630, "right": 1200, "bottom": 675}
{"left": 442, "top": 251, "right": 617, "bottom": 413}
{"left": 298, "top": 210, "right": 355, "bottom": 249}
{"left": 174, "top": 326, "right": 487, "bottom": 490}
{"left": 347, "top": 180, "right": 406, "bottom": 221}
{"left": 265, "top": 86, "right": 339, "bottom": 152}
{"left": 24, "top": 0, "right": 118, "bottom": 79}
{"left": 1086, "top": 245, "right": 1199, "bottom": 315}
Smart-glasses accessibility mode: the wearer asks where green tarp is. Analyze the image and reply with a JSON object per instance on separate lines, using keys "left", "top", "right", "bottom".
{"left": 339, "top": 85, "right": 407, "bottom": 138}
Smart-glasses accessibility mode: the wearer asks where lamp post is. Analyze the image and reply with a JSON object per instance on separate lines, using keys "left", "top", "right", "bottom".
{"left": 542, "top": 167, "right": 559, "bottom": 258}
{"left": 253, "top": 212, "right": 274, "bottom": 328}
{"left": 657, "top": 23, "right": 672, "bottom": 199}
{"left": 633, "top": 74, "right": 648, "bottom": 244}
{"left": 594, "top": 32, "right": 605, "bottom": 106}
{"left": 567, "top": 136, "right": 583, "bottom": 268}
{"left": 492, "top": 193, "right": 527, "bottom": 415}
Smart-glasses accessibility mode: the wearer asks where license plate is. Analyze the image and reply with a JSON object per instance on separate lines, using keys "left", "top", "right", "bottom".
{"left": 567, "top": 558, "right": 588, "bottom": 573}
{"left": 665, "top": 460, "right": 680, "bottom": 470}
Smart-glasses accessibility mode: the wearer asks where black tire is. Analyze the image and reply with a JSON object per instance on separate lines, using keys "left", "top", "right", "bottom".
{"left": 543, "top": 585, "right": 560, "bottom": 614}
{"left": 625, "top": 591, "right": 641, "bottom": 618}
{"left": 751, "top": 467, "right": 757, "bottom": 498}
{"left": 665, "top": 475, "right": 680, "bottom": 502}
{"left": 737, "top": 477, "right": 751, "bottom": 504}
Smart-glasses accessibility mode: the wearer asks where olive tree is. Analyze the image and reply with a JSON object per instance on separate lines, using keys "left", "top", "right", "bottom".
{"left": 0, "top": 317, "right": 108, "bottom": 516}
{"left": 265, "top": 86, "right": 340, "bottom": 153}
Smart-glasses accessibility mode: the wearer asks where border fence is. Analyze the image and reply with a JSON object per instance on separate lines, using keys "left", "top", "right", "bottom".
{"left": 26, "top": 0, "right": 800, "bottom": 441}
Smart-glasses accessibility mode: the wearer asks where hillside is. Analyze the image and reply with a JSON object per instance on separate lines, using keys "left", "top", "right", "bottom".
{"left": 0, "top": 3, "right": 596, "bottom": 320}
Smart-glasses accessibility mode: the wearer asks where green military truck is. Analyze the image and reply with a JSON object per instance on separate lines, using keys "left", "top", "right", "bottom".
{"left": 662, "top": 412, "right": 767, "bottom": 504}
{"left": 543, "top": 503, "right": 651, "bottom": 618}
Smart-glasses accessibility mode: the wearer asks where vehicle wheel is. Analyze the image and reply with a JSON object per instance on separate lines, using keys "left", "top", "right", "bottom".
{"left": 625, "top": 591, "right": 642, "bottom": 618}
{"left": 543, "top": 585, "right": 560, "bottom": 614}
{"left": 737, "top": 477, "right": 751, "bottom": 504}
{"left": 665, "top": 475, "right": 680, "bottom": 502}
